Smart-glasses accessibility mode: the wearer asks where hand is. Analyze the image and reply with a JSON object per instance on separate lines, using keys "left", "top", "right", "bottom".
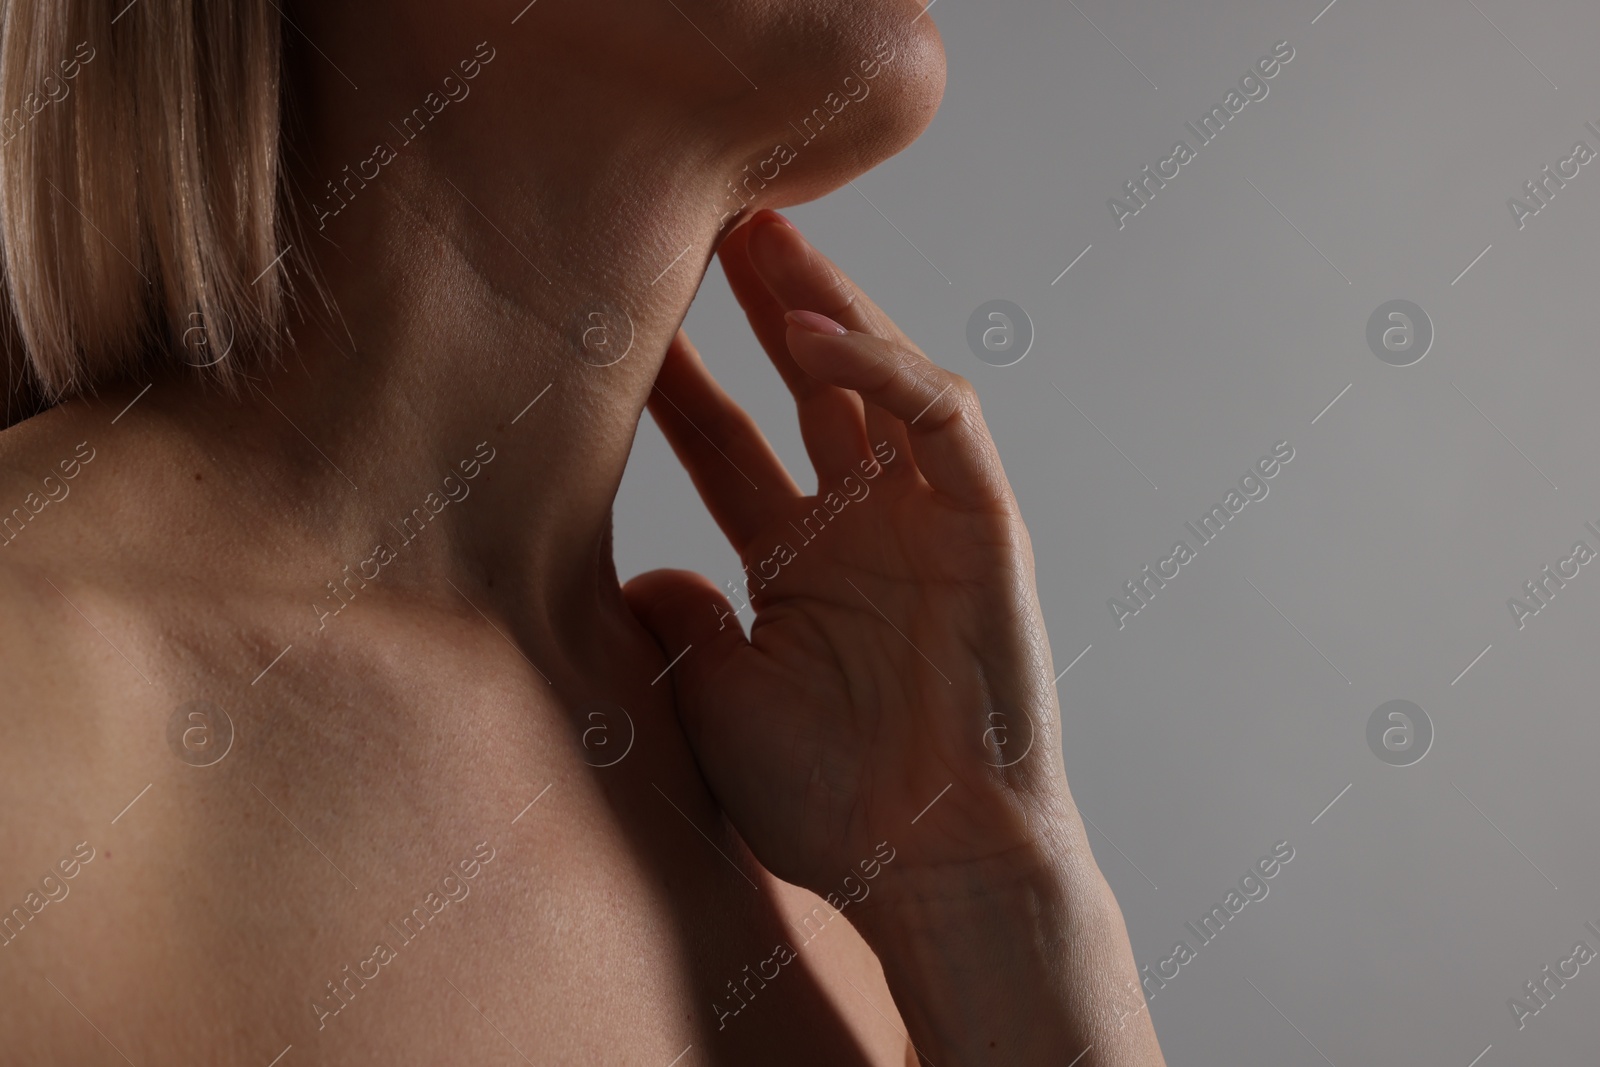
{"left": 625, "top": 209, "right": 1071, "bottom": 904}
{"left": 628, "top": 211, "right": 1166, "bottom": 1065}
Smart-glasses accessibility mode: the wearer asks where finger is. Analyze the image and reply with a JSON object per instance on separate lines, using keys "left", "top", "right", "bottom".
{"left": 742, "top": 213, "right": 914, "bottom": 465}
{"left": 861, "top": 389, "right": 917, "bottom": 485}
{"left": 648, "top": 331, "right": 804, "bottom": 550}
{"left": 623, "top": 568, "right": 750, "bottom": 734}
{"left": 783, "top": 311, "right": 1011, "bottom": 509}
{"left": 718, "top": 217, "right": 871, "bottom": 485}
{"left": 743, "top": 210, "right": 902, "bottom": 338}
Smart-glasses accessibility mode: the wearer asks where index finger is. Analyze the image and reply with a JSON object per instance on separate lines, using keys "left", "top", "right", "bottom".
{"left": 782, "top": 311, "right": 1013, "bottom": 510}
{"left": 744, "top": 212, "right": 1014, "bottom": 509}
{"left": 740, "top": 209, "right": 907, "bottom": 343}
{"left": 741, "top": 211, "right": 915, "bottom": 465}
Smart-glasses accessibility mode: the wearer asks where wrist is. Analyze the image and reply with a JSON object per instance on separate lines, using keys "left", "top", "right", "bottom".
{"left": 850, "top": 825, "right": 1086, "bottom": 946}
{"left": 850, "top": 788, "right": 1097, "bottom": 935}
{"left": 846, "top": 814, "right": 1165, "bottom": 1066}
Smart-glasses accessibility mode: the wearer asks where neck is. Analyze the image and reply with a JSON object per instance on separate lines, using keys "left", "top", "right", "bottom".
{"left": 139, "top": 46, "right": 752, "bottom": 640}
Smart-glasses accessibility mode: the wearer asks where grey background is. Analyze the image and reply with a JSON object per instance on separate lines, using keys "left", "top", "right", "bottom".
{"left": 617, "top": 1, "right": 1600, "bottom": 1062}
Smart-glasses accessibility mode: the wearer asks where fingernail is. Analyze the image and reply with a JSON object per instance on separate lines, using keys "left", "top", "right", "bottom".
{"left": 786, "top": 310, "right": 848, "bottom": 336}
{"left": 748, "top": 213, "right": 805, "bottom": 283}
{"left": 755, "top": 208, "right": 797, "bottom": 231}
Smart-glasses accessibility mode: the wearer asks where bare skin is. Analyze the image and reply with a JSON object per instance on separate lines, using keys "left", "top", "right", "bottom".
{"left": 0, "top": 0, "right": 1163, "bottom": 1064}
{"left": 632, "top": 216, "right": 1164, "bottom": 1064}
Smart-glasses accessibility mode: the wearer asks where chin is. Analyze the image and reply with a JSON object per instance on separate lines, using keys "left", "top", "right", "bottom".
{"left": 720, "top": 6, "right": 947, "bottom": 217}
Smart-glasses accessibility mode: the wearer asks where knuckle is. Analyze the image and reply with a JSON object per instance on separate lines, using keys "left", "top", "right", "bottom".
{"left": 932, "top": 372, "right": 980, "bottom": 427}
{"left": 948, "top": 372, "right": 979, "bottom": 407}
{"left": 870, "top": 342, "right": 921, "bottom": 388}
{"left": 884, "top": 349, "right": 926, "bottom": 396}
{"left": 814, "top": 265, "right": 862, "bottom": 322}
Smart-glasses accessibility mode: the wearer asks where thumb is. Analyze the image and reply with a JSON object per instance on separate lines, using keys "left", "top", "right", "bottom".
{"left": 623, "top": 568, "right": 750, "bottom": 706}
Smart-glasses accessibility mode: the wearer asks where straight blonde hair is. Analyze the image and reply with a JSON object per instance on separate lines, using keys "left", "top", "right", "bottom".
{"left": 0, "top": 0, "right": 285, "bottom": 415}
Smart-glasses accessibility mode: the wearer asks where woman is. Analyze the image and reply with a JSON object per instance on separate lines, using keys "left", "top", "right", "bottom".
{"left": 0, "top": 1, "right": 1165, "bottom": 1064}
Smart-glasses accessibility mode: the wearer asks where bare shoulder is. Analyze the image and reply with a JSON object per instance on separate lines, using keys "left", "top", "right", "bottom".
{"left": 0, "top": 400, "right": 153, "bottom": 866}
{"left": 0, "top": 386, "right": 194, "bottom": 601}
{"left": 0, "top": 396, "right": 250, "bottom": 1061}
{"left": 0, "top": 397, "right": 122, "bottom": 651}
{"left": 0, "top": 402, "right": 111, "bottom": 677}
{"left": 0, "top": 403, "right": 102, "bottom": 543}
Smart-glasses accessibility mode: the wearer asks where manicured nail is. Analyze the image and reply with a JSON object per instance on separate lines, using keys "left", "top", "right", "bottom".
{"left": 786, "top": 310, "right": 849, "bottom": 336}
{"left": 755, "top": 208, "right": 797, "bottom": 231}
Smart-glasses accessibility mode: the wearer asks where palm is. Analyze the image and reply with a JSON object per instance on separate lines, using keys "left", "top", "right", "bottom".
{"left": 627, "top": 214, "right": 1066, "bottom": 901}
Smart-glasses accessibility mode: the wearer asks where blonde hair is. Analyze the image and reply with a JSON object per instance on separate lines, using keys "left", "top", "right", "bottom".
{"left": 0, "top": 0, "right": 285, "bottom": 415}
